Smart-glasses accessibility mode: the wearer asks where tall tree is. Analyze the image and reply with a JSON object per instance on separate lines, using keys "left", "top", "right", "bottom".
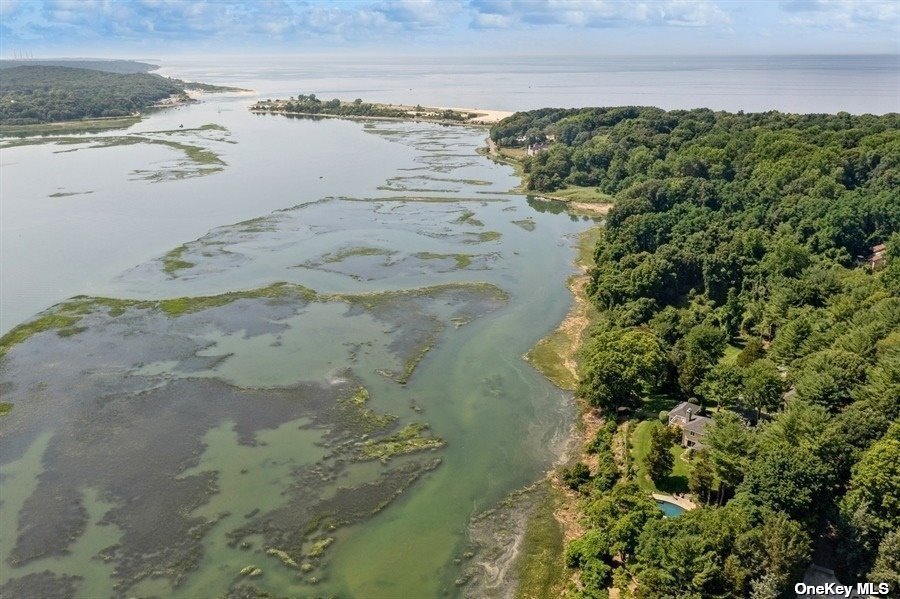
{"left": 793, "top": 349, "right": 867, "bottom": 411}
{"left": 739, "top": 444, "right": 831, "bottom": 524}
{"left": 869, "top": 529, "right": 900, "bottom": 587}
{"left": 644, "top": 424, "right": 676, "bottom": 483}
{"left": 839, "top": 427, "right": 900, "bottom": 579}
{"left": 579, "top": 329, "right": 666, "bottom": 412}
{"left": 742, "top": 359, "right": 785, "bottom": 421}
{"left": 735, "top": 338, "right": 766, "bottom": 367}
{"left": 696, "top": 362, "right": 743, "bottom": 409}
{"left": 705, "top": 411, "right": 754, "bottom": 503}
{"left": 674, "top": 324, "right": 727, "bottom": 396}
{"left": 583, "top": 483, "right": 663, "bottom": 562}
{"left": 688, "top": 451, "right": 715, "bottom": 504}
{"left": 734, "top": 511, "right": 812, "bottom": 597}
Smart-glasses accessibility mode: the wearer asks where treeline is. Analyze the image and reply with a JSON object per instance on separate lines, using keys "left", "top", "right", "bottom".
{"left": 253, "top": 94, "right": 473, "bottom": 121}
{"left": 0, "top": 59, "right": 158, "bottom": 74}
{"left": 0, "top": 65, "right": 185, "bottom": 124}
{"left": 254, "top": 94, "right": 409, "bottom": 118}
{"left": 490, "top": 108, "right": 900, "bottom": 597}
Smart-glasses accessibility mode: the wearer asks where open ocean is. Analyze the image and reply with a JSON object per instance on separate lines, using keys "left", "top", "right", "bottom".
{"left": 157, "top": 53, "right": 899, "bottom": 115}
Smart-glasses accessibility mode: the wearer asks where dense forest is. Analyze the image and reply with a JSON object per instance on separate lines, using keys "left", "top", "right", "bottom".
{"left": 0, "top": 59, "right": 158, "bottom": 74}
{"left": 0, "top": 65, "right": 239, "bottom": 126}
{"left": 491, "top": 108, "right": 899, "bottom": 597}
{"left": 0, "top": 65, "right": 187, "bottom": 124}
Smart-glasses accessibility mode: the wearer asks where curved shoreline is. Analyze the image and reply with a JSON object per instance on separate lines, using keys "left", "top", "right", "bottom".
{"left": 250, "top": 103, "right": 513, "bottom": 127}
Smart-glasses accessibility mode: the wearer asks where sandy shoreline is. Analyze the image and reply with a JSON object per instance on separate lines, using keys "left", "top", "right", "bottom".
{"left": 385, "top": 103, "right": 514, "bottom": 124}
{"left": 434, "top": 106, "right": 514, "bottom": 124}
{"left": 251, "top": 99, "right": 514, "bottom": 127}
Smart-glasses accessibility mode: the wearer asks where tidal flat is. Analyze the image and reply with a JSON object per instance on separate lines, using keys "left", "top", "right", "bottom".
{"left": 0, "top": 123, "right": 231, "bottom": 182}
{"left": 1, "top": 110, "right": 593, "bottom": 597}
{"left": 0, "top": 282, "right": 504, "bottom": 596}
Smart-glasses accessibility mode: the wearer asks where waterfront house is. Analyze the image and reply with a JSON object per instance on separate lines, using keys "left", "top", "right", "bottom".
{"left": 526, "top": 142, "right": 550, "bottom": 156}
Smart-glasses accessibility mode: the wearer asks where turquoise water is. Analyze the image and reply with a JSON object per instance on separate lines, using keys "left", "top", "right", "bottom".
{"left": 657, "top": 499, "right": 686, "bottom": 518}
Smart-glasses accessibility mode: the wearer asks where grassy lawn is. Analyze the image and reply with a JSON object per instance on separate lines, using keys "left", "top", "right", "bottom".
{"left": 498, "top": 147, "right": 528, "bottom": 160}
{"left": 720, "top": 342, "right": 743, "bottom": 364}
{"left": 636, "top": 393, "right": 679, "bottom": 421}
{"left": 630, "top": 419, "right": 690, "bottom": 495}
{"left": 541, "top": 185, "right": 613, "bottom": 203}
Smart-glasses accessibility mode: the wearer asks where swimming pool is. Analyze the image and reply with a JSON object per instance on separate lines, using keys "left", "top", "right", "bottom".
{"left": 656, "top": 499, "right": 686, "bottom": 517}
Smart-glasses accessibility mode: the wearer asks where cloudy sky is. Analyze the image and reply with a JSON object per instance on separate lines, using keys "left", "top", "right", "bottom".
{"left": 1, "top": 0, "right": 897, "bottom": 57}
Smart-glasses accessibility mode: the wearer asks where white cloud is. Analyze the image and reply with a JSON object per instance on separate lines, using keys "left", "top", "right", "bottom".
{"left": 471, "top": 12, "right": 514, "bottom": 28}
{"left": 373, "top": 0, "right": 465, "bottom": 30}
{"left": 0, "top": 0, "right": 21, "bottom": 17}
{"left": 470, "top": 0, "right": 731, "bottom": 29}
{"left": 780, "top": 0, "right": 899, "bottom": 29}
{"left": 2, "top": 0, "right": 895, "bottom": 51}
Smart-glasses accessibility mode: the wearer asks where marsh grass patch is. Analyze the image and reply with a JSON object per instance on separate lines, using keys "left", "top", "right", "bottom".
{"left": 0, "top": 123, "right": 231, "bottom": 182}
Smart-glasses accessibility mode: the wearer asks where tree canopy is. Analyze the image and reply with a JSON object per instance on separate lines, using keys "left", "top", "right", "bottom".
{"left": 0, "top": 65, "right": 186, "bottom": 124}
{"left": 509, "top": 105, "right": 900, "bottom": 597}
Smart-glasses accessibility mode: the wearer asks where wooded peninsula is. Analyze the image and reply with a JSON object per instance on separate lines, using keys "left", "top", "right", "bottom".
{"left": 0, "top": 63, "right": 243, "bottom": 128}
{"left": 251, "top": 94, "right": 505, "bottom": 125}
{"left": 488, "top": 106, "right": 899, "bottom": 598}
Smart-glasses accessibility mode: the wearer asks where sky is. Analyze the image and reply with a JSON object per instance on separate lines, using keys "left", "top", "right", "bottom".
{"left": 0, "top": 0, "right": 898, "bottom": 58}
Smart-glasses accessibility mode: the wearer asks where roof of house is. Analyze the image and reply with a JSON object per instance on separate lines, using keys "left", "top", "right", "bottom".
{"left": 668, "top": 401, "right": 703, "bottom": 420}
{"left": 684, "top": 417, "right": 710, "bottom": 435}
{"left": 872, "top": 243, "right": 887, "bottom": 252}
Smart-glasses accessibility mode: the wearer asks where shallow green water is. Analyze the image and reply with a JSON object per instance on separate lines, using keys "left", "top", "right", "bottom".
{"left": 0, "top": 98, "right": 594, "bottom": 597}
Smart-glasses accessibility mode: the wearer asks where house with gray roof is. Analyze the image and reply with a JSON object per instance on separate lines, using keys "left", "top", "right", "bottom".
{"left": 668, "top": 401, "right": 711, "bottom": 449}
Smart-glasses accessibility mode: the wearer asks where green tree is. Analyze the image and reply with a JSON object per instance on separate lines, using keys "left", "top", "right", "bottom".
{"left": 883, "top": 233, "right": 900, "bottom": 295}
{"left": 705, "top": 411, "right": 753, "bottom": 503}
{"left": 793, "top": 349, "right": 867, "bottom": 411}
{"left": 696, "top": 362, "right": 743, "bottom": 409}
{"left": 760, "top": 236, "right": 811, "bottom": 278}
{"left": 739, "top": 444, "right": 831, "bottom": 524}
{"left": 735, "top": 511, "right": 811, "bottom": 597}
{"left": 759, "top": 399, "right": 830, "bottom": 453}
{"left": 579, "top": 329, "right": 667, "bottom": 412}
{"left": 562, "top": 462, "right": 591, "bottom": 492}
{"left": 633, "top": 505, "right": 749, "bottom": 598}
{"left": 644, "top": 424, "right": 676, "bottom": 483}
{"left": 566, "top": 529, "right": 615, "bottom": 594}
{"left": 633, "top": 505, "right": 810, "bottom": 599}
{"left": 735, "top": 338, "right": 766, "bottom": 366}
{"left": 869, "top": 529, "right": 900, "bottom": 586}
{"left": 820, "top": 400, "right": 888, "bottom": 486}
{"left": 593, "top": 451, "right": 619, "bottom": 492}
{"left": 675, "top": 325, "right": 727, "bottom": 396}
{"left": 583, "top": 483, "right": 663, "bottom": 561}
{"left": 839, "top": 428, "right": 900, "bottom": 578}
{"left": 742, "top": 359, "right": 785, "bottom": 421}
{"left": 688, "top": 451, "right": 715, "bottom": 504}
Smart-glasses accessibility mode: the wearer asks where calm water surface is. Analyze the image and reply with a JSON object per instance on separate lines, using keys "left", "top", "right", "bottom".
{"left": 158, "top": 54, "right": 899, "bottom": 114}
{"left": 0, "top": 55, "right": 895, "bottom": 598}
{"left": 0, "top": 76, "right": 591, "bottom": 597}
